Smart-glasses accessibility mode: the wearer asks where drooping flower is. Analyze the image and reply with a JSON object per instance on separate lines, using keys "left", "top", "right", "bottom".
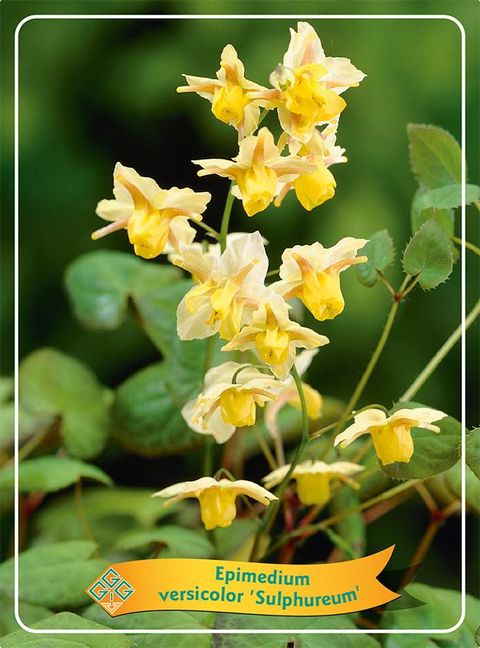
{"left": 265, "top": 350, "right": 322, "bottom": 441}
{"left": 275, "top": 124, "right": 347, "bottom": 210}
{"left": 222, "top": 291, "right": 329, "bottom": 379}
{"left": 273, "top": 237, "right": 368, "bottom": 321}
{"left": 177, "top": 44, "right": 269, "bottom": 141}
{"left": 263, "top": 460, "right": 364, "bottom": 506}
{"left": 182, "top": 362, "right": 282, "bottom": 443}
{"left": 334, "top": 407, "right": 448, "bottom": 466}
{"left": 252, "top": 22, "right": 366, "bottom": 144}
{"left": 152, "top": 477, "right": 277, "bottom": 530}
{"left": 193, "top": 127, "right": 314, "bottom": 217}
{"left": 175, "top": 231, "right": 268, "bottom": 341}
{"left": 92, "top": 163, "right": 211, "bottom": 258}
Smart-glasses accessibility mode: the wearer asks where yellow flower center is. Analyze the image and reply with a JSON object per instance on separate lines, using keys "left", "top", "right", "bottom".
{"left": 212, "top": 84, "right": 249, "bottom": 126}
{"left": 198, "top": 487, "right": 238, "bottom": 530}
{"left": 293, "top": 254, "right": 345, "bottom": 321}
{"left": 219, "top": 388, "right": 257, "bottom": 427}
{"left": 116, "top": 174, "right": 177, "bottom": 259}
{"left": 207, "top": 280, "right": 241, "bottom": 326}
{"left": 295, "top": 473, "right": 332, "bottom": 506}
{"left": 218, "top": 298, "right": 244, "bottom": 341}
{"left": 185, "top": 279, "right": 216, "bottom": 315}
{"left": 236, "top": 165, "right": 278, "bottom": 217}
{"left": 370, "top": 422, "right": 415, "bottom": 465}
{"left": 294, "top": 163, "right": 336, "bottom": 211}
{"left": 255, "top": 304, "right": 290, "bottom": 366}
{"left": 281, "top": 64, "right": 346, "bottom": 134}
{"left": 127, "top": 210, "right": 172, "bottom": 259}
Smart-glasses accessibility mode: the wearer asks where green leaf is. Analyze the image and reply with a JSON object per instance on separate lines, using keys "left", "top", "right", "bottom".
{"left": 0, "top": 541, "right": 107, "bottom": 609}
{"left": 134, "top": 279, "right": 224, "bottom": 401}
{"left": 330, "top": 487, "right": 366, "bottom": 558}
{"left": 380, "top": 403, "right": 461, "bottom": 480}
{"left": 426, "top": 459, "right": 480, "bottom": 516}
{"left": 215, "top": 613, "right": 380, "bottom": 646}
{"left": 19, "top": 349, "right": 110, "bottom": 459}
{"left": 114, "top": 525, "right": 214, "bottom": 558}
{"left": 64, "top": 250, "right": 179, "bottom": 330}
{"left": 413, "top": 183, "right": 480, "bottom": 213}
{"left": 402, "top": 219, "right": 453, "bottom": 290}
{"left": 411, "top": 187, "right": 455, "bottom": 237}
{"left": 382, "top": 583, "right": 479, "bottom": 643}
{"left": 444, "top": 462, "right": 480, "bottom": 515}
{"left": 466, "top": 427, "right": 480, "bottom": 479}
{"left": 113, "top": 361, "right": 203, "bottom": 457}
{"left": 385, "top": 636, "right": 442, "bottom": 648}
{"left": 82, "top": 603, "right": 214, "bottom": 645}
{"left": 0, "top": 593, "right": 52, "bottom": 636}
{"left": 355, "top": 230, "right": 395, "bottom": 287}
{"left": 214, "top": 518, "right": 258, "bottom": 560}
{"left": 32, "top": 487, "right": 173, "bottom": 549}
{"left": 0, "top": 376, "right": 13, "bottom": 403}
{"left": 1, "top": 612, "right": 133, "bottom": 647}
{"left": 407, "top": 123, "right": 462, "bottom": 188}
{"left": 0, "top": 457, "right": 112, "bottom": 493}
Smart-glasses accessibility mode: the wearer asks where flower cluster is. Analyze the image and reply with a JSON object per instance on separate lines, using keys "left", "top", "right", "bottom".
{"left": 182, "top": 21, "right": 365, "bottom": 215}
{"left": 91, "top": 22, "right": 446, "bottom": 535}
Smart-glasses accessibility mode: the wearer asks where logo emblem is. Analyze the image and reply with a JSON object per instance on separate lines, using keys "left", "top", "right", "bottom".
{"left": 87, "top": 567, "right": 134, "bottom": 614}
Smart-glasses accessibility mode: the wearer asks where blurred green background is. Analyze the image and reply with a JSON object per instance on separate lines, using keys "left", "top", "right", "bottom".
{"left": 1, "top": 0, "right": 479, "bottom": 599}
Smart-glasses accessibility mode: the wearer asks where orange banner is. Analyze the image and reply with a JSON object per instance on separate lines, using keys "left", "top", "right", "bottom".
{"left": 86, "top": 545, "right": 398, "bottom": 617}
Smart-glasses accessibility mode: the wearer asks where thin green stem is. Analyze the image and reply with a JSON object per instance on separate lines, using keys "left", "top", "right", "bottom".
{"left": 401, "top": 297, "right": 480, "bottom": 401}
{"left": 75, "top": 478, "right": 100, "bottom": 556}
{"left": 249, "top": 365, "right": 309, "bottom": 561}
{"left": 15, "top": 428, "right": 50, "bottom": 463}
{"left": 266, "top": 268, "right": 280, "bottom": 278}
{"left": 201, "top": 335, "right": 216, "bottom": 476}
{"left": 253, "top": 426, "right": 278, "bottom": 471}
{"left": 376, "top": 270, "right": 395, "bottom": 297}
{"left": 333, "top": 288, "right": 404, "bottom": 436}
{"left": 203, "top": 438, "right": 215, "bottom": 476}
{"left": 202, "top": 336, "right": 216, "bottom": 377}
{"left": 451, "top": 235, "right": 480, "bottom": 257}
{"left": 195, "top": 220, "right": 220, "bottom": 239}
{"left": 310, "top": 404, "right": 388, "bottom": 441}
{"left": 401, "top": 275, "right": 420, "bottom": 299}
{"left": 219, "top": 182, "right": 235, "bottom": 253}
{"left": 207, "top": 528, "right": 218, "bottom": 557}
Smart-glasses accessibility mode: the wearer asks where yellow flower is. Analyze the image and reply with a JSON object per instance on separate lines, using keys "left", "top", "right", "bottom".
{"left": 175, "top": 231, "right": 268, "bottom": 341}
{"left": 273, "top": 237, "right": 368, "bottom": 321}
{"left": 177, "top": 44, "right": 269, "bottom": 141}
{"left": 182, "top": 362, "right": 282, "bottom": 443}
{"left": 222, "top": 291, "right": 329, "bottom": 380}
{"left": 252, "top": 22, "right": 366, "bottom": 144}
{"left": 334, "top": 407, "right": 448, "bottom": 466}
{"left": 153, "top": 477, "right": 277, "bottom": 530}
{"left": 265, "top": 350, "right": 322, "bottom": 441}
{"left": 263, "top": 460, "right": 364, "bottom": 506}
{"left": 92, "top": 163, "right": 211, "bottom": 258}
{"left": 273, "top": 124, "right": 347, "bottom": 211}
{"left": 193, "top": 127, "right": 314, "bottom": 217}
{"left": 293, "top": 162, "right": 337, "bottom": 210}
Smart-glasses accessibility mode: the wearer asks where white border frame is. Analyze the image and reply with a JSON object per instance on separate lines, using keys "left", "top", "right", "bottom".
{"left": 13, "top": 13, "right": 466, "bottom": 636}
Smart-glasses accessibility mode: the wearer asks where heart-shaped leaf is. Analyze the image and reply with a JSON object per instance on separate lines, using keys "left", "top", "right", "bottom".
{"left": 19, "top": 349, "right": 110, "bottom": 460}
{"left": 402, "top": 220, "right": 453, "bottom": 290}
{"left": 355, "top": 230, "right": 395, "bottom": 287}
{"left": 407, "top": 124, "right": 462, "bottom": 189}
